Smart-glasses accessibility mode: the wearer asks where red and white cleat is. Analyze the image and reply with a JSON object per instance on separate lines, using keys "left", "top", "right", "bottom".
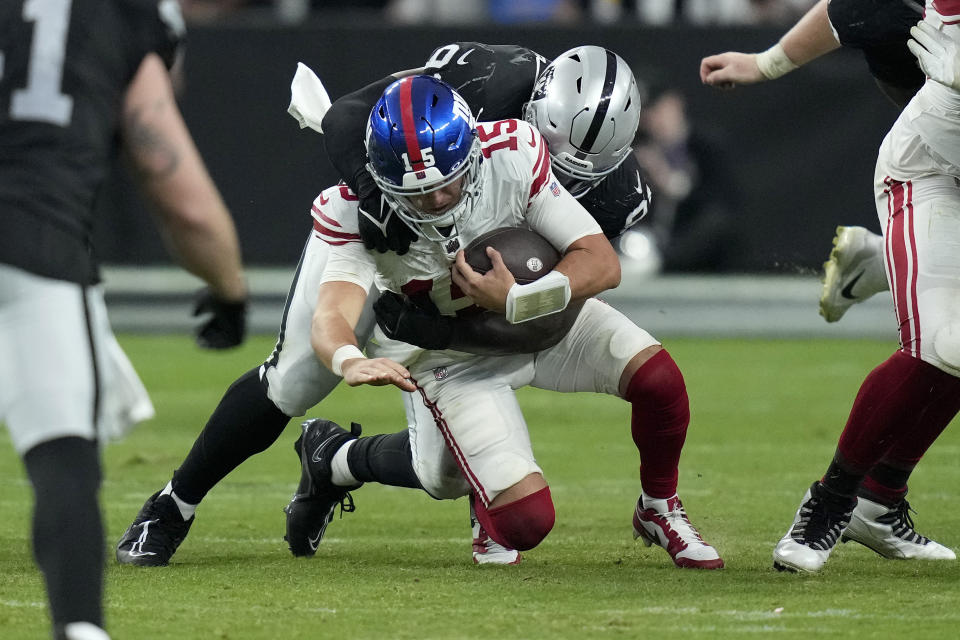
{"left": 472, "top": 517, "right": 522, "bottom": 565}
{"left": 632, "top": 493, "right": 724, "bottom": 569}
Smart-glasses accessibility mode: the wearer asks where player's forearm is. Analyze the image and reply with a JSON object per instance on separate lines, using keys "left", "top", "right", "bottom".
{"left": 448, "top": 304, "right": 583, "bottom": 354}
{"left": 554, "top": 233, "right": 621, "bottom": 300}
{"left": 778, "top": 0, "right": 840, "bottom": 67}
{"left": 311, "top": 282, "right": 367, "bottom": 369}
{"left": 122, "top": 54, "right": 247, "bottom": 302}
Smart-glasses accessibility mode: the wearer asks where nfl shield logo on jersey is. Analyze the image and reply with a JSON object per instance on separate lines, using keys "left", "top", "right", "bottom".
{"left": 549, "top": 181, "right": 561, "bottom": 197}
{"left": 433, "top": 366, "right": 449, "bottom": 381}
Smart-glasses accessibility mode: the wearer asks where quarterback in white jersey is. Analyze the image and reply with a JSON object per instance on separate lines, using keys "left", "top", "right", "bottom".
{"left": 298, "top": 75, "right": 724, "bottom": 567}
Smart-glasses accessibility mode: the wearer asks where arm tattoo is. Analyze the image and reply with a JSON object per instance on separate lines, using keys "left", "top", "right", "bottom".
{"left": 124, "top": 98, "right": 181, "bottom": 180}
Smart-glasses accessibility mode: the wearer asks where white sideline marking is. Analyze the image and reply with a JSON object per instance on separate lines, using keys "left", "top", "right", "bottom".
{"left": 0, "top": 599, "right": 44, "bottom": 609}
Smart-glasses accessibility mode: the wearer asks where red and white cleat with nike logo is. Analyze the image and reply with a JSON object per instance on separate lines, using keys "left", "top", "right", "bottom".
{"left": 819, "top": 226, "right": 888, "bottom": 323}
{"left": 632, "top": 493, "right": 724, "bottom": 569}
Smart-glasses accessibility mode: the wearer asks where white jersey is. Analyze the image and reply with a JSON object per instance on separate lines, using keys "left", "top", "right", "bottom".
{"left": 882, "top": 1, "right": 960, "bottom": 177}
{"left": 313, "top": 119, "right": 602, "bottom": 363}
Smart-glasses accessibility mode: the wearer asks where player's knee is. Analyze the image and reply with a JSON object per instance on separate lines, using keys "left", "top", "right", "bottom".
{"left": 932, "top": 323, "right": 960, "bottom": 375}
{"left": 486, "top": 487, "right": 555, "bottom": 551}
{"left": 623, "top": 349, "right": 688, "bottom": 407}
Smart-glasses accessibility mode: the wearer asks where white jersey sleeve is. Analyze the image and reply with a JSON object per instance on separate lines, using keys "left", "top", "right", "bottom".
{"left": 311, "top": 185, "right": 377, "bottom": 290}
{"left": 475, "top": 119, "right": 602, "bottom": 252}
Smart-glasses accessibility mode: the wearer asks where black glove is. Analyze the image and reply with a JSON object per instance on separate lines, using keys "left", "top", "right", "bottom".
{"left": 355, "top": 169, "right": 418, "bottom": 255}
{"left": 374, "top": 291, "right": 453, "bottom": 350}
{"left": 193, "top": 288, "right": 247, "bottom": 349}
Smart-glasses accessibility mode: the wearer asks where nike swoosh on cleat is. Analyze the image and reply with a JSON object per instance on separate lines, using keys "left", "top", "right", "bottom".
{"left": 308, "top": 530, "right": 323, "bottom": 551}
{"left": 311, "top": 435, "right": 339, "bottom": 464}
{"left": 840, "top": 271, "right": 865, "bottom": 300}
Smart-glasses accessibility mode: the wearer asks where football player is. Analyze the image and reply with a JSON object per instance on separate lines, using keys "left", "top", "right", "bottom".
{"left": 117, "top": 44, "right": 721, "bottom": 569}
{"left": 703, "top": 0, "right": 959, "bottom": 570}
{"left": 289, "top": 73, "right": 723, "bottom": 568}
{"left": 0, "top": 1, "right": 247, "bottom": 638}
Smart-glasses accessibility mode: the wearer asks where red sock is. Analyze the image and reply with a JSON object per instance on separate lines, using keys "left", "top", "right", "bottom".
{"left": 838, "top": 351, "right": 960, "bottom": 474}
{"left": 624, "top": 350, "right": 689, "bottom": 499}
{"left": 858, "top": 356, "right": 960, "bottom": 504}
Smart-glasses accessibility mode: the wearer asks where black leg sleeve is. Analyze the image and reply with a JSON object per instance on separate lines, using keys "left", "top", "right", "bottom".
{"left": 24, "top": 437, "right": 104, "bottom": 630}
{"left": 346, "top": 430, "right": 424, "bottom": 490}
{"left": 171, "top": 367, "right": 291, "bottom": 504}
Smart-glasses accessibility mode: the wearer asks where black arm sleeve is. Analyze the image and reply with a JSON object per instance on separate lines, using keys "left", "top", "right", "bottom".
{"left": 446, "top": 303, "right": 584, "bottom": 356}
{"left": 321, "top": 74, "right": 397, "bottom": 191}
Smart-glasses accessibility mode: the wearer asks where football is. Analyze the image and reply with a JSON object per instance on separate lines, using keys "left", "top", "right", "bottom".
{"left": 462, "top": 227, "right": 560, "bottom": 284}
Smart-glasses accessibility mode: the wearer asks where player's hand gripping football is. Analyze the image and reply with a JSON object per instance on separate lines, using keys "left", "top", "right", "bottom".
{"left": 193, "top": 287, "right": 247, "bottom": 349}
{"left": 451, "top": 246, "right": 516, "bottom": 314}
{"left": 699, "top": 51, "right": 766, "bottom": 88}
{"left": 341, "top": 356, "right": 416, "bottom": 392}
{"left": 909, "top": 20, "right": 960, "bottom": 92}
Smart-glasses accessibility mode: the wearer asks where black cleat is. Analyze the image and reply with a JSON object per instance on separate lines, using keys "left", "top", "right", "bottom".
{"left": 284, "top": 419, "right": 362, "bottom": 557}
{"left": 116, "top": 491, "right": 194, "bottom": 566}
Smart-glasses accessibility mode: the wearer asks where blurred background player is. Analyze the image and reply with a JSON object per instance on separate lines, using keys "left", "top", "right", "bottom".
{"left": 700, "top": 0, "right": 917, "bottom": 324}
{"left": 627, "top": 78, "right": 741, "bottom": 274}
{"left": 0, "top": 0, "right": 247, "bottom": 638}
{"left": 701, "top": 0, "right": 958, "bottom": 569}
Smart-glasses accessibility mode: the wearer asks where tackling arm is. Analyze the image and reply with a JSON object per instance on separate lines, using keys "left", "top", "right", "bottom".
{"left": 374, "top": 291, "right": 583, "bottom": 354}
{"left": 312, "top": 281, "right": 414, "bottom": 390}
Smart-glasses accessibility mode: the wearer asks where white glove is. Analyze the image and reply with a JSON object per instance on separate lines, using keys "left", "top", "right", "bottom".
{"left": 908, "top": 20, "right": 960, "bottom": 91}
{"left": 288, "top": 62, "right": 332, "bottom": 134}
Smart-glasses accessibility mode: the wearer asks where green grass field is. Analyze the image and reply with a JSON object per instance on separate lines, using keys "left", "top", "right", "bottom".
{"left": 1, "top": 335, "right": 958, "bottom": 639}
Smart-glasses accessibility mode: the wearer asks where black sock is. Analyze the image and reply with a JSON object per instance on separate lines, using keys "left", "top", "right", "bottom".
{"left": 821, "top": 451, "right": 863, "bottom": 498}
{"left": 24, "top": 437, "right": 103, "bottom": 629}
{"left": 347, "top": 431, "right": 423, "bottom": 490}
{"left": 172, "top": 367, "right": 291, "bottom": 504}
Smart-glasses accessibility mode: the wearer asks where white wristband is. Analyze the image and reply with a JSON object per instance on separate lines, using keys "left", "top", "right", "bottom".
{"left": 331, "top": 344, "right": 365, "bottom": 376}
{"left": 504, "top": 271, "right": 571, "bottom": 324}
{"left": 755, "top": 43, "right": 799, "bottom": 80}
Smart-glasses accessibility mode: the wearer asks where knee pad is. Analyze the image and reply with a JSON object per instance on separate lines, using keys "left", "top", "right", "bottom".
{"left": 474, "top": 487, "right": 555, "bottom": 551}
{"left": 624, "top": 349, "right": 689, "bottom": 409}
{"left": 933, "top": 323, "right": 960, "bottom": 375}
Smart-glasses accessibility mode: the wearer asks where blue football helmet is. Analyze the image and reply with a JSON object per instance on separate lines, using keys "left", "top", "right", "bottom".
{"left": 365, "top": 75, "right": 482, "bottom": 243}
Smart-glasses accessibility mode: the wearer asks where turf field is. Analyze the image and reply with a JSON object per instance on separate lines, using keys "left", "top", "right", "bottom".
{"left": 1, "top": 334, "right": 958, "bottom": 639}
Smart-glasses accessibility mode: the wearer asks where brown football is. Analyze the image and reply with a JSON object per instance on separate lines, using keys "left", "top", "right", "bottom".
{"left": 462, "top": 227, "right": 560, "bottom": 284}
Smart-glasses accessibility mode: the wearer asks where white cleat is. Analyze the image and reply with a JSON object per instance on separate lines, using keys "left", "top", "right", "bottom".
{"left": 471, "top": 515, "right": 521, "bottom": 565}
{"left": 819, "top": 226, "right": 888, "bottom": 322}
{"left": 773, "top": 482, "right": 855, "bottom": 573}
{"left": 632, "top": 493, "right": 724, "bottom": 569}
{"left": 842, "top": 497, "right": 956, "bottom": 560}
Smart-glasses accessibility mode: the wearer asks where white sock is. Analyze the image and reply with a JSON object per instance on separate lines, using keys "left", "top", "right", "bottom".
{"left": 330, "top": 440, "right": 359, "bottom": 487}
{"left": 160, "top": 481, "right": 197, "bottom": 521}
{"left": 63, "top": 622, "right": 110, "bottom": 640}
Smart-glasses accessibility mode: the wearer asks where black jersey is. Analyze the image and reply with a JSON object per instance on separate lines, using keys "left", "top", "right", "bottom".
{"left": 827, "top": 0, "right": 924, "bottom": 93}
{"left": 323, "top": 41, "right": 651, "bottom": 242}
{"left": 577, "top": 153, "right": 651, "bottom": 240}
{"left": 423, "top": 42, "right": 546, "bottom": 121}
{"left": 0, "top": 0, "right": 182, "bottom": 284}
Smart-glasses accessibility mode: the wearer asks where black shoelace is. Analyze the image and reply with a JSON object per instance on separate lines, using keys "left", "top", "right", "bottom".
{"left": 876, "top": 500, "right": 930, "bottom": 545}
{"left": 791, "top": 486, "right": 854, "bottom": 551}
